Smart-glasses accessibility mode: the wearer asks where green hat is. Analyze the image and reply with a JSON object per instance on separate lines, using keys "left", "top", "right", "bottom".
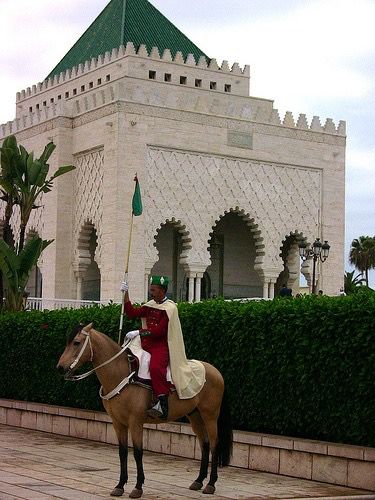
{"left": 149, "top": 275, "right": 169, "bottom": 287}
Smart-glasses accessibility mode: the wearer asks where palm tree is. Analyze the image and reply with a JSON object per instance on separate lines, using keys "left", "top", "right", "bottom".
{"left": 349, "top": 236, "right": 375, "bottom": 287}
{"left": 0, "top": 237, "right": 52, "bottom": 311}
{"left": 344, "top": 270, "right": 366, "bottom": 294}
{"left": 0, "top": 137, "right": 75, "bottom": 252}
{"left": 0, "top": 135, "right": 21, "bottom": 307}
{"left": 0, "top": 135, "right": 75, "bottom": 311}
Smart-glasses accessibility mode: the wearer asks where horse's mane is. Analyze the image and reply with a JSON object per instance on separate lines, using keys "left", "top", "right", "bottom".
{"left": 67, "top": 323, "right": 121, "bottom": 350}
{"left": 67, "top": 323, "right": 84, "bottom": 344}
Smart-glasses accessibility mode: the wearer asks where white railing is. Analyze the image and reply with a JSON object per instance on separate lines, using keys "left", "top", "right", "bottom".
{"left": 26, "top": 297, "right": 119, "bottom": 311}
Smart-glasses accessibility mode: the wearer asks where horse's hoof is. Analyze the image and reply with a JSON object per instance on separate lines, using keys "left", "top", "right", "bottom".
{"left": 189, "top": 481, "right": 203, "bottom": 490}
{"left": 203, "top": 484, "right": 215, "bottom": 494}
{"left": 110, "top": 487, "right": 124, "bottom": 497}
{"left": 129, "top": 488, "right": 143, "bottom": 498}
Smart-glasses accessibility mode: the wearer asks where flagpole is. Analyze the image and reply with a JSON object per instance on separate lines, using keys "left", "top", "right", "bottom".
{"left": 118, "top": 174, "right": 142, "bottom": 345}
{"left": 118, "top": 214, "right": 134, "bottom": 344}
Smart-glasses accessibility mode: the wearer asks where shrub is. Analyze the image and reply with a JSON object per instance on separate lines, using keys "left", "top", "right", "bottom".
{"left": 1, "top": 294, "right": 375, "bottom": 446}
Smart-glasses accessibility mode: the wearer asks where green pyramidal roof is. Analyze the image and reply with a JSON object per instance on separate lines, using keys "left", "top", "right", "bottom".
{"left": 48, "top": 0, "right": 208, "bottom": 78}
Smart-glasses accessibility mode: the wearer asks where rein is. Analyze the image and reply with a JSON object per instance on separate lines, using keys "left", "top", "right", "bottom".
{"left": 68, "top": 331, "right": 131, "bottom": 382}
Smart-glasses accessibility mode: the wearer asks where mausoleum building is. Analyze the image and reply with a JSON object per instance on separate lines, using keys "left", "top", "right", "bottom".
{"left": 0, "top": 0, "right": 346, "bottom": 304}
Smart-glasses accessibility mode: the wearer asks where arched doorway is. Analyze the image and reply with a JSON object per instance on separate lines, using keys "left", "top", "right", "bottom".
{"left": 81, "top": 228, "right": 100, "bottom": 300}
{"left": 76, "top": 221, "right": 101, "bottom": 301}
{"left": 150, "top": 222, "right": 186, "bottom": 301}
{"left": 207, "top": 211, "right": 262, "bottom": 299}
{"left": 275, "top": 233, "right": 302, "bottom": 296}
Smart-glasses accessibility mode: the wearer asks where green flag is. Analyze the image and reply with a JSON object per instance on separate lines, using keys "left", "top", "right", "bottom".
{"left": 132, "top": 175, "right": 143, "bottom": 216}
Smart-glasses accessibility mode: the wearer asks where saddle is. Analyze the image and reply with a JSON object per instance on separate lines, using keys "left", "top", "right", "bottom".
{"left": 124, "top": 336, "right": 174, "bottom": 392}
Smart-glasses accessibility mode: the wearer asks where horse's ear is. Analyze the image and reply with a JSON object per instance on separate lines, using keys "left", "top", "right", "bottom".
{"left": 83, "top": 322, "right": 93, "bottom": 332}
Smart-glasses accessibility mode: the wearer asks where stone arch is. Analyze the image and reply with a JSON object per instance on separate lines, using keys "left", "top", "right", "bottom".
{"left": 149, "top": 218, "right": 192, "bottom": 301}
{"left": 275, "top": 230, "right": 309, "bottom": 295}
{"left": 147, "top": 217, "right": 192, "bottom": 270}
{"left": 208, "top": 207, "right": 265, "bottom": 267}
{"left": 206, "top": 207, "right": 264, "bottom": 299}
{"left": 74, "top": 219, "right": 101, "bottom": 300}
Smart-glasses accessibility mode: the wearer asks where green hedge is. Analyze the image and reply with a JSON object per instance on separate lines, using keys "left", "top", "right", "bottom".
{"left": 1, "top": 293, "right": 375, "bottom": 447}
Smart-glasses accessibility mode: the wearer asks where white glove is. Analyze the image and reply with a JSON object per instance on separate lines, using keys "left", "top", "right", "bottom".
{"left": 120, "top": 281, "right": 129, "bottom": 293}
{"left": 126, "top": 330, "right": 139, "bottom": 340}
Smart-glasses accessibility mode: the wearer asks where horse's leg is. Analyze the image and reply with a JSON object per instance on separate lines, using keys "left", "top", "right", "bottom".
{"left": 111, "top": 424, "right": 129, "bottom": 497}
{"left": 129, "top": 421, "right": 145, "bottom": 499}
{"left": 200, "top": 414, "right": 219, "bottom": 495}
{"left": 188, "top": 410, "right": 209, "bottom": 491}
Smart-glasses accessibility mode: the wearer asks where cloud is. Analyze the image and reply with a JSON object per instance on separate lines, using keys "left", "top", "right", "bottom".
{"left": 185, "top": 0, "right": 375, "bottom": 118}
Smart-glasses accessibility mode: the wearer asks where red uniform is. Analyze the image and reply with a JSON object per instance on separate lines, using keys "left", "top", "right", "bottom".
{"left": 124, "top": 301, "right": 170, "bottom": 396}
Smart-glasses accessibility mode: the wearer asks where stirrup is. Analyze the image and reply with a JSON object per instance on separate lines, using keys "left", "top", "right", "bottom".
{"left": 147, "top": 401, "right": 163, "bottom": 419}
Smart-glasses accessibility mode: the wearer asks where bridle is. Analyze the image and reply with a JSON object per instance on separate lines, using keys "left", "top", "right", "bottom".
{"left": 69, "top": 331, "right": 93, "bottom": 373}
{"left": 67, "top": 330, "right": 131, "bottom": 382}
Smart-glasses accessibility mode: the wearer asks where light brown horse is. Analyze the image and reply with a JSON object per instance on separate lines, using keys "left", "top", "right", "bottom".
{"left": 57, "top": 323, "right": 232, "bottom": 498}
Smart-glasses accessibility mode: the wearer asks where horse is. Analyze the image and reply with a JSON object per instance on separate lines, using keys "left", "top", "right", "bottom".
{"left": 57, "top": 323, "right": 233, "bottom": 498}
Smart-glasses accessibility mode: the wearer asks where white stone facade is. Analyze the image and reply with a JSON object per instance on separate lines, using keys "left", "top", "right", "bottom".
{"left": 0, "top": 42, "right": 346, "bottom": 302}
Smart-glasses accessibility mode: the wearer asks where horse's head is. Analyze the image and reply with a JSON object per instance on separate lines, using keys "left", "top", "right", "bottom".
{"left": 56, "top": 323, "right": 94, "bottom": 379}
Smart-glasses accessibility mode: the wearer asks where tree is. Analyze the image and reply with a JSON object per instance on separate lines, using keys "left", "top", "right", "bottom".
{"left": 344, "top": 270, "right": 366, "bottom": 295}
{"left": 0, "top": 137, "right": 74, "bottom": 252}
{"left": 349, "top": 236, "right": 375, "bottom": 287}
{"left": 0, "top": 135, "right": 75, "bottom": 311}
{"left": 0, "top": 135, "right": 21, "bottom": 307}
{"left": 0, "top": 237, "right": 52, "bottom": 311}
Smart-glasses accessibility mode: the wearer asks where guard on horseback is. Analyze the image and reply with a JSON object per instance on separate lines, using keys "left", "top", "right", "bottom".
{"left": 121, "top": 275, "right": 204, "bottom": 420}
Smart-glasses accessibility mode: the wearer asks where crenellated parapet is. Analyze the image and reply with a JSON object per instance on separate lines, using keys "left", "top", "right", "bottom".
{"left": 15, "top": 42, "right": 250, "bottom": 104}
{"left": 0, "top": 42, "right": 346, "bottom": 140}
{"left": 270, "top": 110, "right": 346, "bottom": 136}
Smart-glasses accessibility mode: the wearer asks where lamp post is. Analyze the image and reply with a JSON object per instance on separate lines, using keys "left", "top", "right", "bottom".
{"left": 298, "top": 238, "right": 330, "bottom": 294}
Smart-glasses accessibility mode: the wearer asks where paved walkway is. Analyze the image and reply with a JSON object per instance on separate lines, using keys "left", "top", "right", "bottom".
{"left": 0, "top": 425, "right": 374, "bottom": 500}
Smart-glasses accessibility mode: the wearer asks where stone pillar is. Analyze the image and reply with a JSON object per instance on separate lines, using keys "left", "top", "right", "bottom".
{"left": 188, "top": 275, "right": 195, "bottom": 303}
{"left": 75, "top": 273, "right": 83, "bottom": 300}
{"left": 195, "top": 273, "right": 203, "bottom": 303}
{"left": 268, "top": 279, "right": 276, "bottom": 299}
{"left": 144, "top": 272, "right": 150, "bottom": 302}
{"left": 257, "top": 267, "right": 283, "bottom": 300}
{"left": 144, "top": 262, "right": 155, "bottom": 302}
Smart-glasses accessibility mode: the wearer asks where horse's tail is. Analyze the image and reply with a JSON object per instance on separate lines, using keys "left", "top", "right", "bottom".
{"left": 217, "top": 388, "right": 233, "bottom": 466}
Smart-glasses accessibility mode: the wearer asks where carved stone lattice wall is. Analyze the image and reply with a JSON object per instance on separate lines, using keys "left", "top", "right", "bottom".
{"left": 145, "top": 147, "right": 321, "bottom": 273}
{"left": 73, "top": 148, "right": 103, "bottom": 268}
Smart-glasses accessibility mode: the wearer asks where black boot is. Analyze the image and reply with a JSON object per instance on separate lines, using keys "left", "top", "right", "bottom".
{"left": 147, "top": 395, "right": 169, "bottom": 420}
{"left": 159, "top": 395, "right": 168, "bottom": 420}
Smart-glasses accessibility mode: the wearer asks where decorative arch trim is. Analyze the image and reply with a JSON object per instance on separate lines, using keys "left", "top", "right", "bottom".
{"left": 209, "top": 207, "right": 265, "bottom": 264}
{"left": 74, "top": 219, "right": 101, "bottom": 273}
{"left": 147, "top": 217, "right": 192, "bottom": 270}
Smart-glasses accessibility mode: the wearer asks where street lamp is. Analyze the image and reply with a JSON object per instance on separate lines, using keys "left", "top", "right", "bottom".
{"left": 298, "top": 238, "right": 331, "bottom": 294}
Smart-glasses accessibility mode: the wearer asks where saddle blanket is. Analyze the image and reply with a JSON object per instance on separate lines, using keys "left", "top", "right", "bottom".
{"left": 123, "top": 336, "right": 173, "bottom": 382}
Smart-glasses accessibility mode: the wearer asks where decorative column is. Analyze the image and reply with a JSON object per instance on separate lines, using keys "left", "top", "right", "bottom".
{"left": 144, "top": 261, "right": 155, "bottom": 302}
{"left": 268, "top": 279, "right": 276, "bottom": 299}
{"left": 144, "top": 273, "right": 150, "bottom": 302}
{"left": 75, "top": 273, "right": 83, "bottom": 300}
{"left": 257, "top": 267, "right": 283, "bottom": 299}
{"left": 188, "top": 274, "right": 195, "bottom": 303}
{"left": 195, "top": 273, "right": 203, "bottom": 303}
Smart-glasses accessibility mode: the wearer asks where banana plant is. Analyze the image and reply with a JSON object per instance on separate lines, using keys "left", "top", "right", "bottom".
{"left": 0, "top": 135, "right": 20, "bottom": 245}
{"left": 0, "top": 135, "right": 75, "bottom": 252}
{"left": 0, "top": 237, "right": 52, "bottom": 311}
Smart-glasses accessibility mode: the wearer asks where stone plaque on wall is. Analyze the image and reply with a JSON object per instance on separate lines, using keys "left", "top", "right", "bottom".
{"left": 227, "top": 130, "right": 253, "bottom": 149}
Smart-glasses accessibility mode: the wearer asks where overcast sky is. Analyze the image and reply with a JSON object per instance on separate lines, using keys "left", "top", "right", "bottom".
{"left": 0, "top": 0, "right": 374, "bottom": 286}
